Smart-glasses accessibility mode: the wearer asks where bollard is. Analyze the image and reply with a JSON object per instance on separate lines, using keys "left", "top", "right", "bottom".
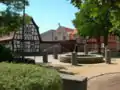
{"left": 71, "top": 52, "right": 77, "bottom": 65}
{"left": 53, "top": 48, "right": 58, "bottom": 59}
{"left": 53, "top": 53, "right": 58, "bottom": 59}
{"left": 43, "top": 51, "right": 48, "bottom": 63}
{"left": 105, "top": 49, "right": 111, "bottom": 64}
{"left": 84, "top": 44, "right": 88, "bottom": 55}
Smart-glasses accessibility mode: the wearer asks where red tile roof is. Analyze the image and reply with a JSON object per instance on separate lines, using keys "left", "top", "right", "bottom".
{"left": 0, "top": 32, "right": 14, "bottom": 42}
{"left": 64, "top": 27, "right": 74, "bottom": 32}
{"left": 56, "top": 26, "right": 74, "bottom": 32}
{"left": 0, "top": 36, "right": 13, "bottom": 42}
{"left": 70, "top": 29, "right": 77, "bottom": 35}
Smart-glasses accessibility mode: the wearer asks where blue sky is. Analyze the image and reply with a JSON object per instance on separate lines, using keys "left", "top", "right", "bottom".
{"left": 0, "top": 0, "right": 78, "bottom": 33}
{"left": 26, "top": 0, "right": 78, "bottom": 33}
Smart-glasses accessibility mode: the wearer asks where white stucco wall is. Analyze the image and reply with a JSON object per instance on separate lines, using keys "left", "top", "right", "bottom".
{"left": 41, "top": 30, "right": 56, "bottom": 41}
{"left": 54, "top": 27, "right": 71, "bottom": 41}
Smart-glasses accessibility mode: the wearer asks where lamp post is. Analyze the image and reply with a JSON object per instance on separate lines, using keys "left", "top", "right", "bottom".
{"left": 21, "top": 0, "right": 25, "bottom": 60}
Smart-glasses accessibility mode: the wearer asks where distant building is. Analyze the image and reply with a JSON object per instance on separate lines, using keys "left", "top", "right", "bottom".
{"left": 41, "top": 30, "right": 55, "bottom": 41}
{"left": 54, "top": 25, "right": 74, "bottom": 41}
{"left": 70, "top": 29, "right": 120, "bottom": 51}
{"left": 87, "top": 35, "right": 120, "bottom": 51}
{"left": 40, "top": 25, "right": 76, "bottom": 41}
{"left": 41, "top": 24, "right": 120, "bottom": 52}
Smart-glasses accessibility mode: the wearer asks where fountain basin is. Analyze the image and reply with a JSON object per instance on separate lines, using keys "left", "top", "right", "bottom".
{"left": 59, "top": 53, "right": 104, "bottom": 64}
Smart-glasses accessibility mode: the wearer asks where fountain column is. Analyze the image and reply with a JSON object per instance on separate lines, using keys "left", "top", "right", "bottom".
{"left": 83, "top": 36, "right": 89, "bottom": 55}
{"left": 84, "top": 44, "right": 88, "bottom": 55}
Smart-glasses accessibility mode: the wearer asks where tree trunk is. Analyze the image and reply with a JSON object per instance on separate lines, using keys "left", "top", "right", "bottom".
{"left": 96, "top": 36, "right": 101, "bottom": 54}
{"left": 104, "top": 30, "right": 109, "bottom": 53}
{"left": 104, "top": 34, "right": 108, "bottom": 47}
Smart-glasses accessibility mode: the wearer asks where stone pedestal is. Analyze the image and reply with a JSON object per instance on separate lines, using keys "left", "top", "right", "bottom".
{"left": 43, "top": 51, "right": 48, "bottom": 63}
{"left": 53, "top": 53, "right": 58, "bottom": 59}
{"left": 84, "top": 44, "right": 88, "bottom": 55}
{"left": 60, "top": 74, "right": 87, "bottom": 90}
{"left": 71, "top": 52, "right": 77, "bottom": 65}
{"left": 105, "top": 49, "right": 111, "bottom": 64}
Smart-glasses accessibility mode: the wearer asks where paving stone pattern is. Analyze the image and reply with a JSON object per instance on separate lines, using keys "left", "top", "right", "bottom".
{"left": 87, "top": 73, "right": 120, "bottom": 90}
{"left": 26, "top": 55, "right": 120, "bottom": 90}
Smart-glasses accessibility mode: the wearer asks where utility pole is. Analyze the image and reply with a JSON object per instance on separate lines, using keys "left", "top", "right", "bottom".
{"left": 21, "top": 0, "right": 25, "bottom": 60}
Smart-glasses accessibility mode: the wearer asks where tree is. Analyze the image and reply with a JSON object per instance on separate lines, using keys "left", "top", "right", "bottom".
{"left": 70, "top": 0, "right": 120, "bottom": 50}
{"left": 72, "top": 2, "right": 104, "bottom": 53}
{"left": 70, "top": 0, "right": 120, "bottom": 8}
{"left": 0, "top": 0, "right": 29, "bottom": 34}
{"left": 0, "top": 0, "right": 29, "bottom": 11}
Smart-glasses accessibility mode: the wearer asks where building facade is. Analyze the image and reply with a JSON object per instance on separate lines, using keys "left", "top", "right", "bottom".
{"left": 0, "top": 18, "right": 41, "bottom": 56}
{"left": 40, "top": 25, "right": 75, "bottom": 41}
{"left": 41, "top": 25, "right": 120, "bottom": 51}
{"left": 41, "top": 30, "right": 56, "bottom": 41}
{"left": 54, "top": 26, "right": 74, "bottom": 41}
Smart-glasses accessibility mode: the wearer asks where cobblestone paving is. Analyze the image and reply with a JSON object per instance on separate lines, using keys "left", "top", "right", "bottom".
{"left": 87, "top": 73, "right": 120, "bottom": 90}
{"left": 26, "top": 56, "right": 120, "bottom": 90}
{"left": 26, "top": 56, "right": 120, "bottom": 77}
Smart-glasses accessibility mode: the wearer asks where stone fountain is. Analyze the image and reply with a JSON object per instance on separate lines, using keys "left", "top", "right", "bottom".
{"left": 59, "top": 37, "right": 104, "bottom": 64}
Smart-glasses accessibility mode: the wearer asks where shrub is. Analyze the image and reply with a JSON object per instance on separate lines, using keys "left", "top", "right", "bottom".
{"left": 12, "top": 57, "right": 35, "bottom": 64}
{"left": 0, "top": 62, "right": 62, "bottom": 90}
{"left": 0, "top": 45, "right": 13, "bottom": 62}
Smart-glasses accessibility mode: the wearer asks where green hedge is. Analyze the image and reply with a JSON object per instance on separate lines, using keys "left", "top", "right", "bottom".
{"left": 0, "top": 63, "right": 62, "bottom": 90}
{"left": 0, "top": 45, "right": 13, "bottom": 62}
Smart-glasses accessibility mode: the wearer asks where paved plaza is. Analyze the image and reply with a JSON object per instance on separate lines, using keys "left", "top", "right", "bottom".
{"left": 87, "top": 73, "right": 120, "bottom": 90}
{"left": 27, "top": 55, "right": 120, "bottom": 90}
{"left": 26, "top": 55, "right": 120, "bottom": 78}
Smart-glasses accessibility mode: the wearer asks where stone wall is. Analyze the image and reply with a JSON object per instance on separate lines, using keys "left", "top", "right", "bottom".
{"left": 40, "top": 43, "right": 61, "bottom": 54}
{"left": 60, "top": 74, "right": 87, "bottom": 90}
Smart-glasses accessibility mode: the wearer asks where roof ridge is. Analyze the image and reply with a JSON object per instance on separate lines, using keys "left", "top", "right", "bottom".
{"left": 61, "top": 26, "right": 74, "bottom": 30}
{"left": 41, "top": 29, "right": 55, "bottom": 35}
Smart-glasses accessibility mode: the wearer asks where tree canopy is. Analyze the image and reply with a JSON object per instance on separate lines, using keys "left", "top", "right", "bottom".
{"left": 72, "top": 2, "right": 105, "bottom": 38}
{"left": 0, "top": 0, "right": 29, "bottom": 11}
{"left": 70, "top": 0, "right": 120, "bottom": 9}
{"left": 0, "top": 0, "right": 29, "bottom": 34}
{"left": 70, "top": 0, "right": 120, "bottom": 46}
